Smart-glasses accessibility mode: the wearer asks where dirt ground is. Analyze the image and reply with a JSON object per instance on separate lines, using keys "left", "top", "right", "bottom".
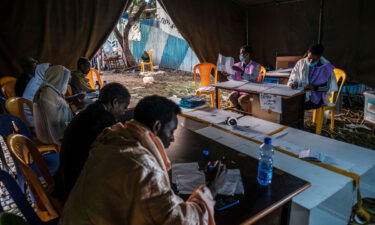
{"left": 102, "top": 69, "right": 375, "bottom": 150}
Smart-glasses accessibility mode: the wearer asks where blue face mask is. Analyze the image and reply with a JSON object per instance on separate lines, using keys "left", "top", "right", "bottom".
{"left": 307, "top": 59, "right": 319, "bottom": 67}
{"left": 240, "top": 55, "right": 246, "bottom": 62}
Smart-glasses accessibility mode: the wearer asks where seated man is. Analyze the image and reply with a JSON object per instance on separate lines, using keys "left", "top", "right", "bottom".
{"left": 227, "top": 45, "right": 262, "bottom": 112}
{"left": 15, "top": 57, "right": 37, "bottom": 96}
{"left": 70, "top": 57, "right": 95, "bottom": 94}
{"left": 53, "top": 82, "right": 131, "bottom": 201}
{"left": 59, "top": 95, "right": 226, "bottom": 225}
{"left": 288, "top": 44, "right": 338, "bottom": 109}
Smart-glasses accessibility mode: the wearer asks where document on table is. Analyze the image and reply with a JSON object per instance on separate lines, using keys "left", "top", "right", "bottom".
{"left": 263, "top": 84, "right": 303, "bottom": 96}
{"left": 214, "top": 80, "right": 248, "bottom": 89}
{"left": 184, "top": 107, "right": 241, "bottom": 124}
{"left": 239, "top": 82, "right": 275, "bottom": 93}
{"left": 218, "top": 169, "right": 244, "bottom": 195}
{"left": 216, "top": 54, "right": 235, "bottom": 75}
{"left": 172, "top": 163, "right": 245, "bottom": 195}
{"left": 299, "top": 149, "right": 354, "bottom": 171}
{"left": 172, "top": 162, "right": 201, "bottom": 183}
{"left": 259, "top": 93, "right": 282, "bottom": 113}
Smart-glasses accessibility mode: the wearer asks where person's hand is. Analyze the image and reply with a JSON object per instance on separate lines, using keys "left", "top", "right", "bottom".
{"left": 304, "top": 84, "right": 315, "bottom": 91}
{"left": 289, "top": 82, "right": 298, "bottom": 89}
{"left": 222, "top": 72, "right": 229, "bottom": 76}
{"left": 232, "top": 66, "right": 244, "bottom": 73}
{"left": 75, "top": 93, "right": 85, "bottom": 100}
{"left": 205, "top": 161, "right": 227, "bottom": 198}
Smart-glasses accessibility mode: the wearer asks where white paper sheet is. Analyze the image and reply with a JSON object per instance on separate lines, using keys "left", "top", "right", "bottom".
{"left": 172, "top": 162, "right": 200, "bottom": 183}
{"left": 184, "top": 107, "right": 241, "bottom": 124}
{"left": 238, "top": 82, "right": 275, "bottom": 93}
{"left": 213, "top": 80, "right": 248, "bottom": 89}
{"left": 176, "top": 172, "right": 206, "bottom": 194}
{"left": 218, "top": 169, "right": 244, "bottom": 195}
{"left": 263, "top": 84, "right": 303, "bottom": 96}
{"left": 259, "top": 93, "right": 282, "bottom": 113}
{"left": 216, "top": 54, "right": 235, "bottom": 75}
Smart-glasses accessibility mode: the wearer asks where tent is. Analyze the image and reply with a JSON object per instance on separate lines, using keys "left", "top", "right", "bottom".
{"left": 1, "top": 0, "right": 375, "bottom": 86}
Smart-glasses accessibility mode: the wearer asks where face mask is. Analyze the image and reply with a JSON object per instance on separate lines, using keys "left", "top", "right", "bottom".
{"left": 307, "top": 59, "right": 319, "bottom": 67}
{"left": 240, "top": 55, "right": 246, "bottom": 62}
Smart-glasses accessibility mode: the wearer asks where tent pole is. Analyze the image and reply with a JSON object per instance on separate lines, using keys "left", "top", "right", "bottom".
{"left": 318, "top": 0, "right": 324, "bottom": 43}
{"left": 246, "top": 6, "right": 249, "bottom": 45}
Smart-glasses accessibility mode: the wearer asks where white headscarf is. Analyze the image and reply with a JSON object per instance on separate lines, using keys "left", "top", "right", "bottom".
{"left": 33, "top": 65, "right": 73, "bottom": 144}
{"left": 22, "top": 63, "right": 50, "bottom": 127}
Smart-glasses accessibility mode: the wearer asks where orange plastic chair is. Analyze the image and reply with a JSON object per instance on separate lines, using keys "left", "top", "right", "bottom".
{"left": 313, "top": 68, "right": 346, "bottom": 135}
{"left": 5, "top": 97, "right": 60, "bottom": 153}
{"left": 140, "top": 50, "right": 154, "bottom": 72}
{"left": 193, "top": 63, "right": 220, "bottom": 108}
{"left": 86, "top": 68, "right": 103, "bottom": 89}
{"left": 258, "top": 66, "right": 266, "bottom": 82}
{"left": 0, "top": 76, "right": 17, "bottom": 85}
{"left": 6, "top": 134, "right": 62, "bottom": 221}
{"left": 1, "top": 81, "right": 16, "bottom": 99}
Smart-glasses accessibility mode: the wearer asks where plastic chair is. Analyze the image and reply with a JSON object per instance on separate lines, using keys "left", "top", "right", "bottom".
{"left": 0, "top": 170, "right": 58, "bottom": 225}
{"left": 5, "top": 97, "right": 60, "bottom": 153}
{"left": 86, "top": 68, "right": 103, "bottom": 89}
{"left": 0, "top": 115, "right": 60, "bottom": 191}
{"left": 1, "top": 82, "right": 16, "bottom": 99}
{"left": 6, "top": 134, "right": 62, "bottom": 221}
{"left": 193, "top": 63, "right": 220, "bottom": 108}
{"left": 313, "top": 68, "right": 346, "bottom": 135}
{"left": 0, "top": 76, "right": 17, "bottom": 86}
{"left": 5, "top": 97, "right": 33, "bottom": 128}
{"left": 140, "top": 50, "right": 154, "bottom": 72}
{"left": 259, "top": 66, "right": 266, "bottom": 82}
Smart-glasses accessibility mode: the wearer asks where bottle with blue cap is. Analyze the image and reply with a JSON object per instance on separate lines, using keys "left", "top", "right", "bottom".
{"left": 257, "top": 137, "right": 274, "bottom": 186}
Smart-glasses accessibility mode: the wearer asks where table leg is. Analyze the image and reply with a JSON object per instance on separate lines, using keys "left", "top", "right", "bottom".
{"left": 215, "top": 87, "right": 219, "bottom": 108}
{"left": 280, "top": 201, "right": 292, "bottom": 225}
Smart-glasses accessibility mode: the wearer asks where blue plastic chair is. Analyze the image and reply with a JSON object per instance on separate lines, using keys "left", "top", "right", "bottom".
{"left": 0, "top": 170, "right": 58, "bottom": 225}
{"left": 0, "top": 115, "right": 59, "bottom": 192}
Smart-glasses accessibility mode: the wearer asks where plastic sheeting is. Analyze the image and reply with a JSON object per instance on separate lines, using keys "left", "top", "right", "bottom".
{"left": 0, "top": 0, "right": 129, "bottom": 77}
{"left": 159, "top": 0, "right": 375, "bottom": 87}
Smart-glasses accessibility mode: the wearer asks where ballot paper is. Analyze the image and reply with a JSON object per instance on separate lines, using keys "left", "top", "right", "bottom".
{"left": 259, "top": 93, "right": 282, "bottom": 113}
{"left": 176, "top": 172, "right": 206, "bottom": 195}
{"left": 298, "top": 149, "right": 354, "bottom": 171}
{"left": 217, "top": 169, "right": 244, "bottom": 195}
{"left": 172, "top": 162, "right": 200, "bottom": 183}
{"left": 172, "top": 163, "right": 245, "bottom": 195}
{"left": 217, "top": 54, "right": 235, "bottom": 75}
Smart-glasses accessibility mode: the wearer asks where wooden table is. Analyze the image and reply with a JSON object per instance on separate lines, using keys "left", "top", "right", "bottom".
{"left": 167, "top": 126, "right": 310, "bottom": 225}
{"left": 214, "top": 81, "right": 305, "bottom": 128}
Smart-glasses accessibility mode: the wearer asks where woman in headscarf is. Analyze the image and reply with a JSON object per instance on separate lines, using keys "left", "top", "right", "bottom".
{"left": 33, "top": 65, "right": 73, "bottom": 144}
{"left": 22, "top": 63, "right": 50, "bottom": 127}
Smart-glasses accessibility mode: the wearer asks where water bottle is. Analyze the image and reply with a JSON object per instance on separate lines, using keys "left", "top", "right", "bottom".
{"left": 257, "top": 137, "right": 274, "bottom": 186}
{"left": 95, "top": 81, "right": 100, "bottom": 91}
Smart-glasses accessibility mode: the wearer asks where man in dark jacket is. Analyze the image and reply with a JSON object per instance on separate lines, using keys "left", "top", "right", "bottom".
{"left": 54, "top": 82, "right": 131, "bottom": 201}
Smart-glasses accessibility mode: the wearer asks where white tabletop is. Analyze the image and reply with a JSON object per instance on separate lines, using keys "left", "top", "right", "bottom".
{"left": 214, "top": 81, "right": 304, "bottom": 97}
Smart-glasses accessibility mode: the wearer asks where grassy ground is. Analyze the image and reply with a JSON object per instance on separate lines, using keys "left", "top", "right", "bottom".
{"left": 102, "top": 69, "right": 375, "bottom": 150}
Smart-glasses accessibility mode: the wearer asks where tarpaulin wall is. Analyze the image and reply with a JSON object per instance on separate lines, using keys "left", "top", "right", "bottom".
{"left": 159, "top": 0, "right": 246, "bottom": 80}
{"left": 247, "top": 0, "right": 375, "bottom": 87}
{"left": 0, "top": 0, "right": 129, "bottom": 77}
{"left": 160, "top": 0, "right": 375, "bottom": 87}
{"left": 128, "top": 19, "right": 200, "bottom": 72}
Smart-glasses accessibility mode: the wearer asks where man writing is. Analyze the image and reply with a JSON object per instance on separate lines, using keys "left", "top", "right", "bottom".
{"left": 59, "top": 95, "right": 226, "bottom": 225}
{"left": 53, "top": 82, "right": 131, "bottom": 201}
{"left": 288, "top": 44, "right": 338, "bottom": 109}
